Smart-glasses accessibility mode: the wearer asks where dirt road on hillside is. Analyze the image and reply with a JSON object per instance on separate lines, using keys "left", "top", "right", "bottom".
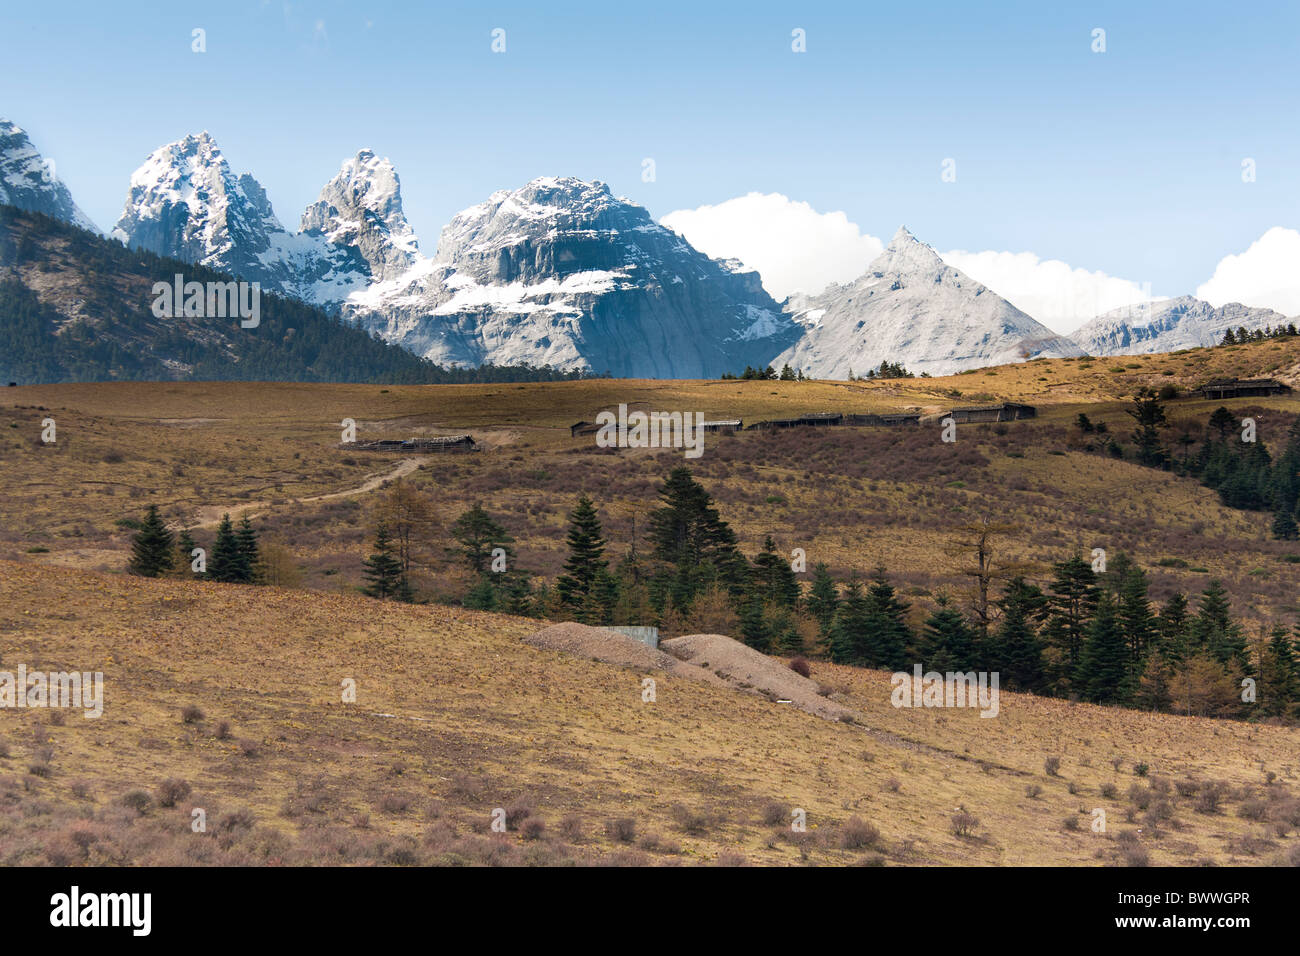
{"left": 187, "top": 457, "right": 422, "bottom": 529}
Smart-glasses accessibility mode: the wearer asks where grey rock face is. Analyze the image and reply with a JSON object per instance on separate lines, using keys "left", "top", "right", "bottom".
{"left": 1072, "top": 295, "right": 1292, "bottom": 355}
{"left": 110, "top": 132, "right": 371, "bottom": 306}
{"left": 775, "top": 226, "right": 1084, "bottom": 377}
{"left": 344, "top": 177, "right": 800, "bottom": 377}
{"left": 0, "top": 120, "right": 99, "bottom": 232}
{"left": 300, "top": 149, "right": 418, "bottom": 284}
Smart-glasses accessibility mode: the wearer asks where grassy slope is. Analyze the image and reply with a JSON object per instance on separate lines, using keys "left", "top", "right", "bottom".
{"left": 3, "top": 560, "right": 1297, "bottom": 866}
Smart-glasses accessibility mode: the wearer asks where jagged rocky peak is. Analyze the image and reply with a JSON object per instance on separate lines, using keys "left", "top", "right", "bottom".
{"left": 111, "top": 130, "right": 286, "bottom": 264}
{"left": 300, "top": 148, "right": 418, "bottom": 282}
{"left": 775, "top": 226, "right": 1085, "bottom": 377}
{"left": 110, "top": 131, "right": 373, "bottom": 306}
{"left": 432, "top": 176, "right": 647, "bottom": 278}
{"left": 0, "top": 119, "right": 99, "bottom": 232}
{"left": 873, "top": 224, "right": 944, "bottom": 273}
{"left": 343, "top": 174, "right": 801, "bottom": 378}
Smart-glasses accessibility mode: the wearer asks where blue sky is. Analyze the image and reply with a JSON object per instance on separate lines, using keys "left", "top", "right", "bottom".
{"left": 3, "top": 0, "right": 1298, "bottom": 326}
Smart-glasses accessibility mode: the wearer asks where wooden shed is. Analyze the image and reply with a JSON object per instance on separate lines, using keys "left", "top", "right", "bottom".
{"left": 946, "top": 403, "right": 1037, "bottom": 423}
{"left": 1198, "top": 378, "right": 1290, "bottom": 400}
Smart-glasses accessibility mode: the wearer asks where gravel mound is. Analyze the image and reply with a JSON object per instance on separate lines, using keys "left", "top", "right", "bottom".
{"left": 522, "top": 623, "right": 854, "bottom": 721}
{"left": 523, "top": 621, "right": 680, "bottom": 671}
{"left": 661, "top": 633, "right": 855, "bottom": 721}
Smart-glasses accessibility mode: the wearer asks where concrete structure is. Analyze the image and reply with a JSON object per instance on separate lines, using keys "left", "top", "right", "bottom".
{"left": 603, "top": 625, "right": 659, "bottom": 649}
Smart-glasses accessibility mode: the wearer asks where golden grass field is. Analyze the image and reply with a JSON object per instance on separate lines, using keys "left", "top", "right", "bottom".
{"left": 2, "top": 337, "right": 1300, "bottom": 865}
{"left": 2, "top": 560, "right": 1297, "bottom": 866}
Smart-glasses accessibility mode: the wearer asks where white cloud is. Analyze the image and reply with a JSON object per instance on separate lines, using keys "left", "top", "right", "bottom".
{"left": 1196, "top": 227, "right": 1300, "bottom": 317}
{"left": 938, "top": 250, "right": 1156, "bottom": 335}
{"left": 660, "top": 193, "right": 882, "bottom": 301}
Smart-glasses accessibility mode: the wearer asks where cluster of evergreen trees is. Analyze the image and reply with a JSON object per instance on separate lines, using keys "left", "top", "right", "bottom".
{"left": 1221, "top": 324, "right": 1299, "bottom": 344}
{"left": 723, "top": 364, "right": 804, "bottom": 381}
{"left": 515, "top": 469, "right": 1300, "bottom": 719}
{"left": 128, "top": 506, "right": 264, "bottom": 584}
{"left": 1084, "top": 393, "right": 1300, "bottom": 539}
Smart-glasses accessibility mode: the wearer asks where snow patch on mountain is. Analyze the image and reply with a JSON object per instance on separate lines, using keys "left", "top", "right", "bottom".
{"left": 0, "top": 120, "right": 99, "bottom": 232}
{"left": 342, "top": 176, "right": 800, "bottom": 377}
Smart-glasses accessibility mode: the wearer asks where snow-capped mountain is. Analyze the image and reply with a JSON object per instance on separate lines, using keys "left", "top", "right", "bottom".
{"left": 775, "top": 227, "right": 1085, "bottom": 377}
{"left": 300, "top": 148, "right": 418, "bottom": 284}
{"left": 110, "top": 132, "right": 376, "bottom": 305}
{"left": 0, "top": 120, "right": 98, "bottom": 232}
{"left": 343, "top": 176, "right": 800, "bottom": 377}
{"left": 1072, "top": 296, "right": 1293, "bottom": 356}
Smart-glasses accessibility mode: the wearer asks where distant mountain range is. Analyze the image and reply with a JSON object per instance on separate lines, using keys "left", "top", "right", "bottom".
{"left": 2, "top": 117, "right": 1295, "bottom": 382}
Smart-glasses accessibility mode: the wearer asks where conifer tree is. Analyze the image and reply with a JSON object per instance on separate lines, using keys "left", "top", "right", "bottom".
{"left": 647, "top": 467, "right": 747, "bottom": 611}
{"left": 1191, "top": 580, "right": 1247, "bottom": 669}
{"left": 861, "top": 569, "right": 911, "bottom": 671}
{"left": 177, "top": 528, "right": 198, "bottom": 575}
{"left": 1262, "top": 626, "right": 1299, "bottom": 717}
{"left": 749, "top": 536, "right": 800, "bottom": 609}
{"left": 236, "top": 516, "right": 261, "bottom": 584}
{"left": 451, "top": 504, "right": 515, "bottom": 576}
{"left": 1080, "top": 592, "right": 1130, "bottom": 704}
{"left": 1117, "top": 564, "right": 1157, "bottom": 679}
{"left": 556, "top": 494, "right": 608, "bottom": 620}
{"left": 920, "top": 597, "right": 976, "bottom": 672}
{"left": 361, "top": 524, "right": 407, "bottom": 600}
{"left": 207, "top": 514, "right": 245, "bottom": 583}
{"left": 1042, "top": 553, "right": 1099, "bottom": 689}
{"left": 805, "top": 563, "right": 839, "bottom": 640}
{"left": 128, "top": 504, "right": 175, "bottom": 578}
{"left": 990, "top": 577, "right": 1046, "bottom": 691}
{"left": 1157, "top": 592, "right": 1191, "bottom": 664}
{"left": 828, "top": 577, "right": 870, "bottom": 665}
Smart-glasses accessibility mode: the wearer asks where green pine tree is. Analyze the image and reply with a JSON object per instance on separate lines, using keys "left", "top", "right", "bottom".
{"left": 361, "top": 524, "right": 407, "bottom": 600}
{"left": 828, "top": 577, "right": 870, "bottom": 665}
{"left": 451, "top": 504, "right": 515, "bottom": 576}
{"left": 1191, "top": 579, "right": 1247, "bottom": 669}
{"left": 749, "top": 536, "right": 800, "bottom": 609}
{"left": 989, "top": 577, "right": 1046, "bottom": 691}
{"left": 1080, "top": 592, "right": 1130, "bottom": 704}
{"left": 920, "top": 597, "right": 976, "bottom": 672}
{"left": 555, "top": 494, "right": 609, "bottom": 621}
{"left": 128, "top": 504, "right": 175, "bottom": 578}
{"left": 861, "top": 569, "right": 911, "bottom": 671}
{"left": 207, "top": 514, "right": 244, "bottom": 583}
{"left": 177, "top": 529, "right": 199, "bottom": 576}
{"left": 236, "top": 515, "right": 261, "bottom": 584}
{"left": 804, "top": 562, "right": 839, "bottom": 640}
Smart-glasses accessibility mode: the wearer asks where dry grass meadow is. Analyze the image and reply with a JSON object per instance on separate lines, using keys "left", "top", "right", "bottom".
{"left": 2, "top": 337, "right": 1300, "bottom": 866}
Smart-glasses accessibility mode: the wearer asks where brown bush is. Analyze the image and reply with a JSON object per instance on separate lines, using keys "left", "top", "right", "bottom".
{"left": 156, "top": 778, "right": 192, "bottom": 808}
{"left": 788, "top": 656, "right": 811, "bottom": 678}
{"left": 838, "top": 816, "right": 881, "bottom": 850}
{"left": 604, "top": 817, "right": 637, "bottom": 843}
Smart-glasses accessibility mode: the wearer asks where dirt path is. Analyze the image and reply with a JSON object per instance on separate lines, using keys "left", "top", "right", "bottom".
{"left": 187, "top": 457, "right": 421, "bottom": 530}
